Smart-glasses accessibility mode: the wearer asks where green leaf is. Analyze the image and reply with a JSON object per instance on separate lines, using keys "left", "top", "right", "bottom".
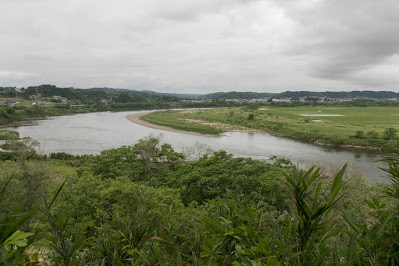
{"left": 4, "top": 230, "right": 34, "bottom": 247}
{"left": 364, "top": 199, "right": 376, "bottom": 209}
{"left": 266, "top": 257, "right": 281, "bottom": 266}
{"left": 331, "top": 163, "right": 347, "bottom": 193}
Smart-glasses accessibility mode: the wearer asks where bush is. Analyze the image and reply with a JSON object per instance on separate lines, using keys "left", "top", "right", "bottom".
{"left": 355, "top": 130, "right": 365, "bottom": 139}
{"left": 384, "top": 127, "right": 398, "bottom": 140}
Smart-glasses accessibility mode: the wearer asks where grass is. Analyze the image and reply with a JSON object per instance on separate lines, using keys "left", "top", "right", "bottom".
{"left": 140, "top": 110, "right": 225, "bottom": 135}
{"left": 0, "top": 130, "right": 19, "bottom": 140}
{"left": 140, "top": 106, "right": 399, "bottom": 150}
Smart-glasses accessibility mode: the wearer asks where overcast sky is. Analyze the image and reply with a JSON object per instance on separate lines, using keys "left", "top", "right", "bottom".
{"left": 1, "top": 0, "right": 398, "bottom": 93}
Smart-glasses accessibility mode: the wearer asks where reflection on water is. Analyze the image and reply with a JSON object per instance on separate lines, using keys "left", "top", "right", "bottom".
{"left": 7, "top": 111, "right": 390, "bottom": 184}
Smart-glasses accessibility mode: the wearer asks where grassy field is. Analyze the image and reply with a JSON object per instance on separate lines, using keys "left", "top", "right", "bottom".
{"left": 140, "top": 110, "right": 226, "bottom": 135}
{"left": 140, "top": 106, "right": 399, "bottom": 150}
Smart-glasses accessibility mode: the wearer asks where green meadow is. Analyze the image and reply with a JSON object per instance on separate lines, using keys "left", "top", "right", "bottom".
{"left": 140, "top": 106, "right": 399, "bottom": 150}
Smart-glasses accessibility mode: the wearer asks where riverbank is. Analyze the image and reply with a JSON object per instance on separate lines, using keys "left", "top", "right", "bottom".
{"left": 135, "top": 107, "right": 399, "bottom": 151}
{"left": 127, "top": 110, "right": 267, "bottom": 137}
{"left": 131, "top": 111, "right": 381, "bottom": 150}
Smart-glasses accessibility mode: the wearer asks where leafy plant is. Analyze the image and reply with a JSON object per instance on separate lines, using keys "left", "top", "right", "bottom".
{"left": 40, "top": 180, "right": 90, "bottom": 266}
{"left": 0, "top": 176, "right": 36, "bottom": 265}
{"left": 283, "top": 164, "right": 347, "bottom": 264}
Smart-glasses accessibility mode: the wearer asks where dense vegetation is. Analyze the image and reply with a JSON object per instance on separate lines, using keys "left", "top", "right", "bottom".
{"left": 1, "top": 135, "right": 398, "bottom": 264}
{"left": 140, "top": 107, "right": 399, "bottom": 150}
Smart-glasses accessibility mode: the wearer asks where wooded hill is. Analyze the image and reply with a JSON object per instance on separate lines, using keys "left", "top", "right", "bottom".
{"left": 2, "top": 85, "right": 399, "bottom": 102}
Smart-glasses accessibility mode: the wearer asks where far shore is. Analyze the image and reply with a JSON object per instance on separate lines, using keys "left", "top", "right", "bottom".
{"left": 126, "top": 110, "right": 383, "bottom": 151}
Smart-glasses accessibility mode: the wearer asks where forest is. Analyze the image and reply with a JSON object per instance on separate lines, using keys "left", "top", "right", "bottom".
{"left": 1, "top": 135, "right": 398, "bottom": 265}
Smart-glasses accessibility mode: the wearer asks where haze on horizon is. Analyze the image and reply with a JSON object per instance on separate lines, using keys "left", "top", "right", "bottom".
{"left": 1, "top": 0, "right": 398, "bottom": 94}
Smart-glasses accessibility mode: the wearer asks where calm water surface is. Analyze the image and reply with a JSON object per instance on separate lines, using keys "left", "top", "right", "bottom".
{"left": 8, "top": 111, "right": 390, "bottom": 184}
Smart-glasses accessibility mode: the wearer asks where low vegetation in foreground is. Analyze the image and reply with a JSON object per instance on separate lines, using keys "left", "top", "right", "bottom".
{"left": 1, "top": 135, "right": 399, "bottom": 265}
{"left": 141, "top": 106, "right": 399, "bottom": 150}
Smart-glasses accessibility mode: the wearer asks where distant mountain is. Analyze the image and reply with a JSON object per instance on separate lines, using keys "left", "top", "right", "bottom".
{"left": 273, "top": 90, "right": 399, "bottom": 99}
{"left": 3, "top": 85, "right": 399, "bottom": 102}
{"left": 201, "top": 91, "right": 275, "bottom": 100}
{"left": 140, "top": 90, "right": 203, "bottom": 98}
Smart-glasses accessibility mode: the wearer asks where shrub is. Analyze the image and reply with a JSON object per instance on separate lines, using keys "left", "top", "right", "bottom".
{"left": 384, "top": 128, "right": 398, "bottom": 140}
{"left": 355, "top": 130, "right": 365, "bottom": 139}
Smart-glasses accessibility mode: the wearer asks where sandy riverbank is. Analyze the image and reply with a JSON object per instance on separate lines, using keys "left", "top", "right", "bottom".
{"left": 126, "top": 112, "right": 223, "bottom": 137}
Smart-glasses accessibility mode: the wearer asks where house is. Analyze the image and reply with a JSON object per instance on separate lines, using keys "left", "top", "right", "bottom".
{"left": 5, "top": 100, "right": 19, "bottom": 105}
{"left": 272, "top": 98, "right": 291, "bottom": 103}
{"left": 99, "top": 99, "right": 109, "bottom": 104}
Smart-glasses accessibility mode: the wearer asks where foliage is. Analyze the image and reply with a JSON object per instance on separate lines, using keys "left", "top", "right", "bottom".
{"left": 39, "top": 180, "right": 90, "bottom": 266}
{"left": 86, "top": 135, "right": 184, "bottom": 181}
{"left": 383, "top": 127, "right": 398, "bottom": 140}
{"left": 343, "top": 153, "right": 399, "bottom": 264}
{"left": 0, "top": 184, "right": 36, "bottom": 265}
{"left": 150, "top": 150, "right": 288, "bottom": 208}
{"left": 1, "top": 136, "right": 399, "bottom": 264}
{"left": 355, "top": 130, "right": 365, "bottom": 139}
{"left": 0, "top": 130, "right": 19, "bottom": 140}
{"left": 283, "top": 164, "right": 346, "bottom": 264}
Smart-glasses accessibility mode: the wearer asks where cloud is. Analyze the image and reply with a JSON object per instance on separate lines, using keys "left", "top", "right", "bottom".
{"left": 279, "top": 0, "right": 399, "bottom": 81}
{"left": 0, "top": 0, "right": 398, "bottom": 92}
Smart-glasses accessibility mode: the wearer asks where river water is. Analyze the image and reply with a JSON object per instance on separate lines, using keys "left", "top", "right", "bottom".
{"left": 7, "top": 111, "right": 391, "bottom": 184}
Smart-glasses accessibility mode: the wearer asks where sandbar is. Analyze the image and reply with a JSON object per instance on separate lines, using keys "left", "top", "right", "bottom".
{"left": 126, "top": 112, "right": 221, "bottom": 137}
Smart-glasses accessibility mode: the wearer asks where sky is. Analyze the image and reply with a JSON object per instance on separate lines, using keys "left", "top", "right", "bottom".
{"left": 1, "top": 0, "right": 399, "bottom": 94}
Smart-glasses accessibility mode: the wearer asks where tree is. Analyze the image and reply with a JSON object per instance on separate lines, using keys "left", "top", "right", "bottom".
{"left": 132, "top": 135, "right": 184, "bottom": 180}
{"left": 355, "top": 130, "right": 365, "bottom": 139}
{"left": 87, "top": 135, "right": 184, "bottom": 181}
{"left": 367, "top": 130, "right": 379, "bottom": 139}
{"left": 384, "top": 128, "right": 398, "bottom": 140}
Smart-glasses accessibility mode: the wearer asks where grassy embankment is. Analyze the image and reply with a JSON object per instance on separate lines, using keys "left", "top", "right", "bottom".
{"left": 140, "top": 106, "right": 399, "bottom": 150}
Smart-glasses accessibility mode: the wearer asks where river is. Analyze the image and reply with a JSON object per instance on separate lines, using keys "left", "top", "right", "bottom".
{"left": 7, "top": 110, "right": 391, "bottom": 184}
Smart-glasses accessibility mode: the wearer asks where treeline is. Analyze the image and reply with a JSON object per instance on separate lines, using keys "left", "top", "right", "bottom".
{"left": 198, "top": 90, "right": 399, "bottom": 100}
{"left": 270, "top": 99, "right": 399, "bottom": 107}
{"left": 201, "top": 91, "right": 275, "bottom": 100}
{"left": 273, "top": 90, "right": 399, "bottom": 100}
{"left": 21, "top": 85, "right": 179, "bottom": 104}
{"left": 3, "top": 84, "right": 399, "bottom": 102}
{"left": 1, "top": 136, "right": 398, "bottom": 264}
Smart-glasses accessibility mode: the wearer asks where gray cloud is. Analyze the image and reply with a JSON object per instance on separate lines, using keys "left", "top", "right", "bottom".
{"left": 279, "top": 0, "right": 399, "bottom": 81}
{"left": 0, "top": 0, "right": 398, "bottom": 92}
